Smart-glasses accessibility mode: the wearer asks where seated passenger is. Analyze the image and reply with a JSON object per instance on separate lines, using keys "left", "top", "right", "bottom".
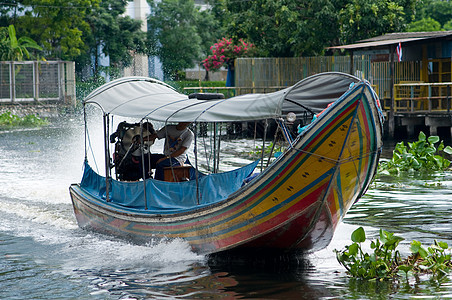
{"left": 148, "top": 122, "right": 194, "bottom": 181}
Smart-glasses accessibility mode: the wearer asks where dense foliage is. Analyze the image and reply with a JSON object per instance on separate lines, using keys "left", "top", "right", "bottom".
{"left": 335, "top": 227, "right": 452, "bottom": 281}
{"left": 378, "top": 132, "right": 452, "bottom": 176}
{"left": 0, "top": 0, "right": 146, "bottom": 74}
{"left": 411, "top": 0, "right": 452, "bottom": 31}
{"left": 211, "top": 0, "right": 417, "bottom": 56}
{"left": 0, "top": 24, "right": 42, "bottom": 60}
{"left": 1, "top": 0, "right": 451, "bottom": 78}
{"left": 147, "top": 0, "right": 203, "bottom": 79}
{"left": 338, "top": 0, "right": 414, "bottom": 44}
{"left": 82, "top": 0, "right": 148, "bottom": 70}
{"left": 12, "top": 0, "right": 98, "bottom": 61}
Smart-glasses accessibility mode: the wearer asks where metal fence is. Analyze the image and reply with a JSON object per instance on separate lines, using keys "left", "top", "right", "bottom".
{"left": 0, "top": 61, "right": 76, "bottom": 105}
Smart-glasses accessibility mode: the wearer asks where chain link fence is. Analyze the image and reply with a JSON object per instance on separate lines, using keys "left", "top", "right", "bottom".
{"left": 0, "top": 61, "right": 76, "bottom": 106}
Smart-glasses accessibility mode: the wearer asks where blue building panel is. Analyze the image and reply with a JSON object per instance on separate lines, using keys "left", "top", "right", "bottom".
{"left": 442, "top": 41, "right": 452, "bottom": 58}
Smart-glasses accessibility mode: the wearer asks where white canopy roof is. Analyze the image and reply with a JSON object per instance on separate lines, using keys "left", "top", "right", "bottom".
{"left": 84, "top": 73, "right": 360, "bottom": 122}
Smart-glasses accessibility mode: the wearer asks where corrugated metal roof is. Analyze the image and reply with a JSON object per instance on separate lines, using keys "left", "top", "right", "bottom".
{"left": 329, "top": 31, "right": 452, "bottom": 50}
{"left": 360, "top": 31, "right": 452, "bottom": 42}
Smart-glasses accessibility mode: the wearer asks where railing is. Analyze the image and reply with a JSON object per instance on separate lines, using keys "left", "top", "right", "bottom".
{"left": 0, "top": 61, "right": 76, "bottom": 105}
{"left": 394, "top": 82, "right": 452, "bottom": 113}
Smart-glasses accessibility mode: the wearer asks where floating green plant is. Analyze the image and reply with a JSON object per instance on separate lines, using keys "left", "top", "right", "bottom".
{"left": 248, "top": 141, "right": 285, "bottom": 158}
{"left": 335, "top": 227, "right": 452, "bottom": 281}
{"left": 378, "top": 131, "right": 452, "bottom": 176}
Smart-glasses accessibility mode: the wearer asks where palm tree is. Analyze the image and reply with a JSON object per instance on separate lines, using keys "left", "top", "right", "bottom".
{"left": 0, "top": 25, "right": 42, "bottom": 61}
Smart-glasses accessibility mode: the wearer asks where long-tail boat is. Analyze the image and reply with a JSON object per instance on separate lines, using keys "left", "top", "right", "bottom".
{"left": 69, "top": 72, "right": 383, "bottom": 255}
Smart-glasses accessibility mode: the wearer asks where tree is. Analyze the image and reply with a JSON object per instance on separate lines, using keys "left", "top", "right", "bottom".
{"left": 338, "top": 0, "right": 416, "bottom": 44}
{"left": 0, "top": 1, "right": 24, "bottom": 27}
{"left": 195, "top": 7, "right": 224, "bottom": 62}
{"left": 220, "top": 0, "right": 302, "bottom": 56}
{"left": 415, "top": 0, "right": 452, "bottom": 27}
{"left": 147, "top": 0, "right": 202, "bottom": 79}
{"left": 407, "top": 17, "right": 442, "bottom": 32}
{"left": 0, "top": 24, "right": 42, "bottom": 61}
{"left": 83, "top": 0, "right": 148, "bottom": 73}
{"left": 14, "top": 0, "right": 99, "bottom": 60}
{"left": 292, "top": 0, "right": 347, "bottom": 55}
{"left": 215, "top": 0, "right": 357, "bottom": 56}
{"left": 443, "top": 19, "right": 452, "bottom": 31}
{"left": 194, "top": 6, "right": 224, "bottom": 80}
{"left": 217, "top": 0, "right": 419, "bottom": 55}
{"left": 408, "top": 0, "right": 452, "bottom": 31}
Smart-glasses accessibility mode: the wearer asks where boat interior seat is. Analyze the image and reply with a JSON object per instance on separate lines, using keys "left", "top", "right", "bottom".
{"left": 163, "top": 165, "right": 192, "bottom": 182}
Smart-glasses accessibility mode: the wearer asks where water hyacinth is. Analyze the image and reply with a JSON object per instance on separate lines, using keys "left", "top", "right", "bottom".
{"left": 335, "top": 227, "right": 452, "bottom": 281}
{"left": 378, "top": 131, "right": 452, "bottom": 176}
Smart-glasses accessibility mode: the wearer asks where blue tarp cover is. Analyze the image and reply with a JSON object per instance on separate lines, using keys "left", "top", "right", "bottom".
{"left": 80, "top": 161, "right": 259, "bottom": 212}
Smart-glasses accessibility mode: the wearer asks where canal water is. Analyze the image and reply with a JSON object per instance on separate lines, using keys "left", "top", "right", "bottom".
{"left": 1, "top": 115, "right": 451, "bottom": 299}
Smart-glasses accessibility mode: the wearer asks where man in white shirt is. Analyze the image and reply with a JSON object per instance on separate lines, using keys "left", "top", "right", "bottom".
{"left": 148, "top": 122, "right": 194, "bottom": 180}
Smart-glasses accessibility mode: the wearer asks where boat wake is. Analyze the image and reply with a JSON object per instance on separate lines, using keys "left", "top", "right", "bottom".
{"left": 0, "top": 195, "right": 204, "bottom": 271}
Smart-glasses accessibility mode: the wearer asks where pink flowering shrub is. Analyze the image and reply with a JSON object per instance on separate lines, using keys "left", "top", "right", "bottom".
{"left": 202, "top": 37, "right": 255, "bottom": 71}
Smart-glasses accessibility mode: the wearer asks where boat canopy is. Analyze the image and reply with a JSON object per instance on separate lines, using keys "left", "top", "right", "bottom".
{"left": 84, "top": 72, "right": 360, "bottom": 123}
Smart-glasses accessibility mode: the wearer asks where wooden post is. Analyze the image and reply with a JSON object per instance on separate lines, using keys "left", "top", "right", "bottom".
{"left": 389, "top": 45, "right": 395, "bottom": 138}
{"left": 350, "top": 51, "right": 354, "bottom": 75}
{"left": 421, "top": 45, "right": 428, "bottom": 82}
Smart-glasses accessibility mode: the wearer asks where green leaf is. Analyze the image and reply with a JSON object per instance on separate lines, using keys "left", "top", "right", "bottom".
{"left": 410, "top": 240, "right": 428, "bottom": 258}
{"left": 395, "top": 142, "right": 406, "bottom": 154}
{"left": 398, "top": 264, "right": 413, "bottom": 273}
{"left": 351, "top": 227, "right": 366, "bottom": 243}
{"left": 444, "top": 145, "right": 452, "bottom": 155}
{"left": 348, "top": 242, "right": 359, "bottom": 256}
{"left": 369, "top": 253, "right": 377, "bottom": 262}
{"left": 411, "top": 240, "right": 422, "bottom": 253}
{"left": 428, "top": 135, "right": 440, "bottom": 144}
{"left": 379, "top": 229, "right": 389, "bottom": 244}
{"left": 418, "top": 131, "right": 426, "bottom": 142}
{"left": 437, "top": 241, "right": 449, "bottom": 250}
{"left": 371, "top": 240, "right": 377, "bottom": 249}
{"left": 412, "top": 158, "right": 420, "bottom": 168}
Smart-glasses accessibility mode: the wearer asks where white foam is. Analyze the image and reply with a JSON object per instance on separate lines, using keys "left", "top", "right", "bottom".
{"left": 0, "top": 197, "right": 203, "bottom": 269}
{"left": 60, "top": 234, "right": 204, "bottom": 272}
{"left": 0, "top": 200, "right": 77, "bottom": 231}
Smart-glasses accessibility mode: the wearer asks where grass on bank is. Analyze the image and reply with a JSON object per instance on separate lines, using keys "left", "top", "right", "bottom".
{"left": 0, "top": 111, "right": 48, "bottom": 128}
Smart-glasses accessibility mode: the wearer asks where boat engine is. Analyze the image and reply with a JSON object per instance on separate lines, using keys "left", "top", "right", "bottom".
{"left": 110, "top": 122, "right": 155, "bottom": 181}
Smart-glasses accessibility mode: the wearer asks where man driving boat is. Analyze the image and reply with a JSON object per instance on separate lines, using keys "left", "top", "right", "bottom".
{"left": 148, "top": 122, "right": 194, "bottom": 180}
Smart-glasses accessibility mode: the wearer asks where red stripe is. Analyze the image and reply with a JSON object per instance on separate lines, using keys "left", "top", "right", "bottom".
{"left": 208, "top": 181, "right": 330, "bottom": 249}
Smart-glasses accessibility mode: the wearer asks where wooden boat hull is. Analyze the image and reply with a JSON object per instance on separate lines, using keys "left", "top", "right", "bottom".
{"left": 70, "top": 82, "right": 382, "bottom": 255}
